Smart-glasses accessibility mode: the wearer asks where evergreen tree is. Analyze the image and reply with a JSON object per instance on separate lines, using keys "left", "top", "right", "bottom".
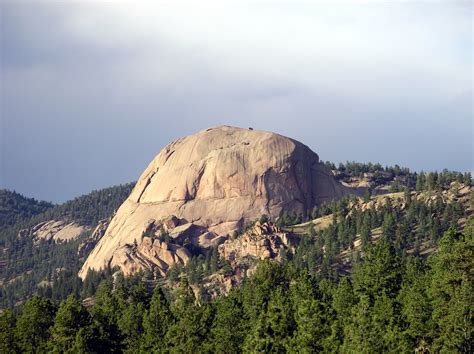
{"left": 142, "top": 286, "right": 173, "bottom": 351}
{"left": 288, "top": 273, "right": 330, "bottom": 352}
{"left": 382, "top": 211, "right": 396, "bottom": 241}
{"left": 326, "top": 277, "right": 356, "bottom": 351}
{"left": 0, "top": 310, "right": 16, "bottom": 353}
{"left": 165, "top": 278, "right": 213, "bottom": 352}
{"left": 428, "top": 228, "right": 473, "bottom": 353}
{"left": 416, "top": 172, "right": 426, "bottom": 191}
{"left": 14, "top": 295, "right": 56, "bottom": 353}
{"left": 88, "top": 281, "right": 123, "bottom": 352}
{"left": 244, "top": 287, "right": 294, "bottom": 352}
{"left": 398, "top": 257, "right": 433, "bottom": 350}
{"left": 360, "top": 212, "right": 372, "bottom": 250}
{"left": 117, "top": 302, "right": 145, "bottom": 352}
{"left": 241, "top": 261, "right": 287, "bottom": 324}
{"left": 210, "top": 290, "right": 246, "bottom": 353}
{"left": 49, "top": 295, "right": 91, "bottom": 353}
{"left": 352, "top": 240, "right": 402, "bottom": 300}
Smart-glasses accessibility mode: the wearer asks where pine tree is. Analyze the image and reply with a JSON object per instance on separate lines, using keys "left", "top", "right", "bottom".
{"left": 88, "top": 281, "right": 123, "bottom": 352}
{"left": 165, "top": 277, "right": 213, "bottom": 352}
{"left": 288, "top": 274, "right": 331, "bottom": 352}
{"left": 117, "top": 302, "right": 145, "bottom": 352}
{"left": 0, "top": 310, "right": 16, "bottom": 353}
{"left": 241, "top": 261, "right": 286, "bottom": 324}
{"left": 398, "top": 257, "right": 433, "bottom": 350}
{"left": 382, "top": 212, "right": 396, "bottom": 241}
{"left": 142, "top": 287, "right": 173, "bottom": 351}
{"left": 360, "top": 212, "right": 372, "bottom": 251}
{"left": 14, "top": 295, "right": 56, "bottom": 353}
{"left": 210, "top": 290, "right": 246, "bottom": 352}
{"left": 426, "top": 172, "right": 437, "bottom": 191}
{"left": 352, "top": 239, "right": 402, "bottom": 300}
{"left": 244, "top": 287, "right": 294, "bottom": 352}
{"left": 49, "top": 295, "right": 91, "bottom": 353}
{"left": 416, "top": 172, "right": 426, "bottom": 191}
{"left": 428, "top": 228, "right": 473, "bottom": 353}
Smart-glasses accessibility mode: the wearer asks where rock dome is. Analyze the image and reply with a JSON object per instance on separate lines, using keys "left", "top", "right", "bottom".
{"left": 79, "top": 126, "right": 349, "bottom": 278}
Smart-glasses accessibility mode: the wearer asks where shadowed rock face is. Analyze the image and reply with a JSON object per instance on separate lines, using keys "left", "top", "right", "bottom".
{"left": 79, "top": 126, "right": 350, "bottom": 278}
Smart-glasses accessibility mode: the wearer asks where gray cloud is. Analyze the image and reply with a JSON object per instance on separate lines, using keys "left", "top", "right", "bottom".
{"left": 1, "top": 1, "right": 472, "bottom": 203}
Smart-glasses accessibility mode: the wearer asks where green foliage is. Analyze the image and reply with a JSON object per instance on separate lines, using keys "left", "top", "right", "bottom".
{"left": 49, "top": 295, "right": 92, "bottom": 353}
{"left": 209, "top": 290, "right": 246, "bottom": 353}
{"left": 427, "top": 228, "right": 473, "bottom": 353}
{"left": 398, "top": 257, "right": 432, "bottom": 349}
{"left": 0, "top": 190, "right": 53, "bottom": 230}
{"left": 244, "top": 287, "right": 294, "bottom": 352}
{"left": 165, "top": 277, "right": 214, "bottom": 352}
{"left": 14, "top": 295, "right": 56, "bottom": 353}
{"left": 0, "top": 183, "right": 134, "bottom": 309}
{"left": 331, "top": 161, "right": 468, "bottom": 193}
{"left": 0, "top": 309, "right": 16, "bottom": 354}
{"left": 3, "top": 226, "right": 473, "bottom": 353}
{"left": 352, "top": 240, "right": 402, "bottom": 299}
{"left": 142, "top": 287, "right": 173, "bottom": 351}
{"left": 33, "top": 183, "right": 135, "bottom": 226}
{"left": 1, "top": 162, "right": 472, "bottom": 352}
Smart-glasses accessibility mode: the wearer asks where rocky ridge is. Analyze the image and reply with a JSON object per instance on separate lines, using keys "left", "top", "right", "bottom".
{"left": 19, "top": 220, "right": 88, "bottom": 245}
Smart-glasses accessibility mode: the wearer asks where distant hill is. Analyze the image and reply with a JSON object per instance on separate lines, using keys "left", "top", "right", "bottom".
{"left": 31, "top": 183, "right": 136, "bottom": 227}
{"left": 0, "top": 182, "right": 135, "bottom": 308}
{"left": 0, "top": 190, "right": 54, "bottom": 229}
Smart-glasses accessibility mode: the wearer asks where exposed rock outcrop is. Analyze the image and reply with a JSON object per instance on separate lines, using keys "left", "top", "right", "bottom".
{"left": 109, "top": 237, "right": 191, "bottom": 277}
{"left": 20, "top": 220, "right": 88, "bottom": 245}
{"left": 77, "top": 218, "right": 110, "bottom": 257}
{"left": 80, "top": 126, "right": 352, "bottom": 278}
{"left": 218, "top": 221, "right": 295, "bottom": 265}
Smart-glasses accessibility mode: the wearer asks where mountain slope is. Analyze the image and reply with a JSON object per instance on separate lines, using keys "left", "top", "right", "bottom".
{"left": 0, "top": 183, "right": 134, "bottom": 308}
{"left": 0, "top": 190, "right": 54, "bottom": 229}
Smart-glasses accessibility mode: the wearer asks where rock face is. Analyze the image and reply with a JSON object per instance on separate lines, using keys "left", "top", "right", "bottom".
{"left": 109, "top": 237, "right": 191, "bottom": 277}
{"left": 20, "top": 220, "right": 88, "bottom": 245}
{"left": 77, "top": 218, "right": 110, "bottom": 258}
{"left": 79, "top": 126, "right": 350, "bottom": 279}
{"left": 218, "top": 221, "right": 295, "bottom": 264}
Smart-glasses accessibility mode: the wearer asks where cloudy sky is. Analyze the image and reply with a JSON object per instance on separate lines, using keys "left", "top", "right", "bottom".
{"left": 1, "top": 1, "right": 472, "bottom": 203}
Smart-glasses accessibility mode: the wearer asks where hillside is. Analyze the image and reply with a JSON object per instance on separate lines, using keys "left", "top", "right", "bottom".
{"left": 0, "top": 158, "right": 471, "bottom": 353}
{"left": 1, "top": 195, "right": 472, "bottom": 353}
{"left": 0, "top": 190, "right": 54, "bottom": 230}
{"left": 0, "top": 183, "right": 134, "bottom": 308}
{"left": 159, "top": 180, "right": 472, "bottom": 299}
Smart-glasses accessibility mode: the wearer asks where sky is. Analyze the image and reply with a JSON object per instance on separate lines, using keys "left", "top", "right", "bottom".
{"left": 1, "top": 0, "right": 472, "bottom": 203}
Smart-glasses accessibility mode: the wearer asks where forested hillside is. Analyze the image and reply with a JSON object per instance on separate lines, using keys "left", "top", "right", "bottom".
{"left": 1, "top": 225, "right": 471, "bottom": 353}
{"left": 0, "top": 190, "right": 53, "bottom": 229}
{"left": 0, "top": 183, "right": 135, "bottom": 308}
{"left": 0, "top": 163, "right": 472, "bottom": 353}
